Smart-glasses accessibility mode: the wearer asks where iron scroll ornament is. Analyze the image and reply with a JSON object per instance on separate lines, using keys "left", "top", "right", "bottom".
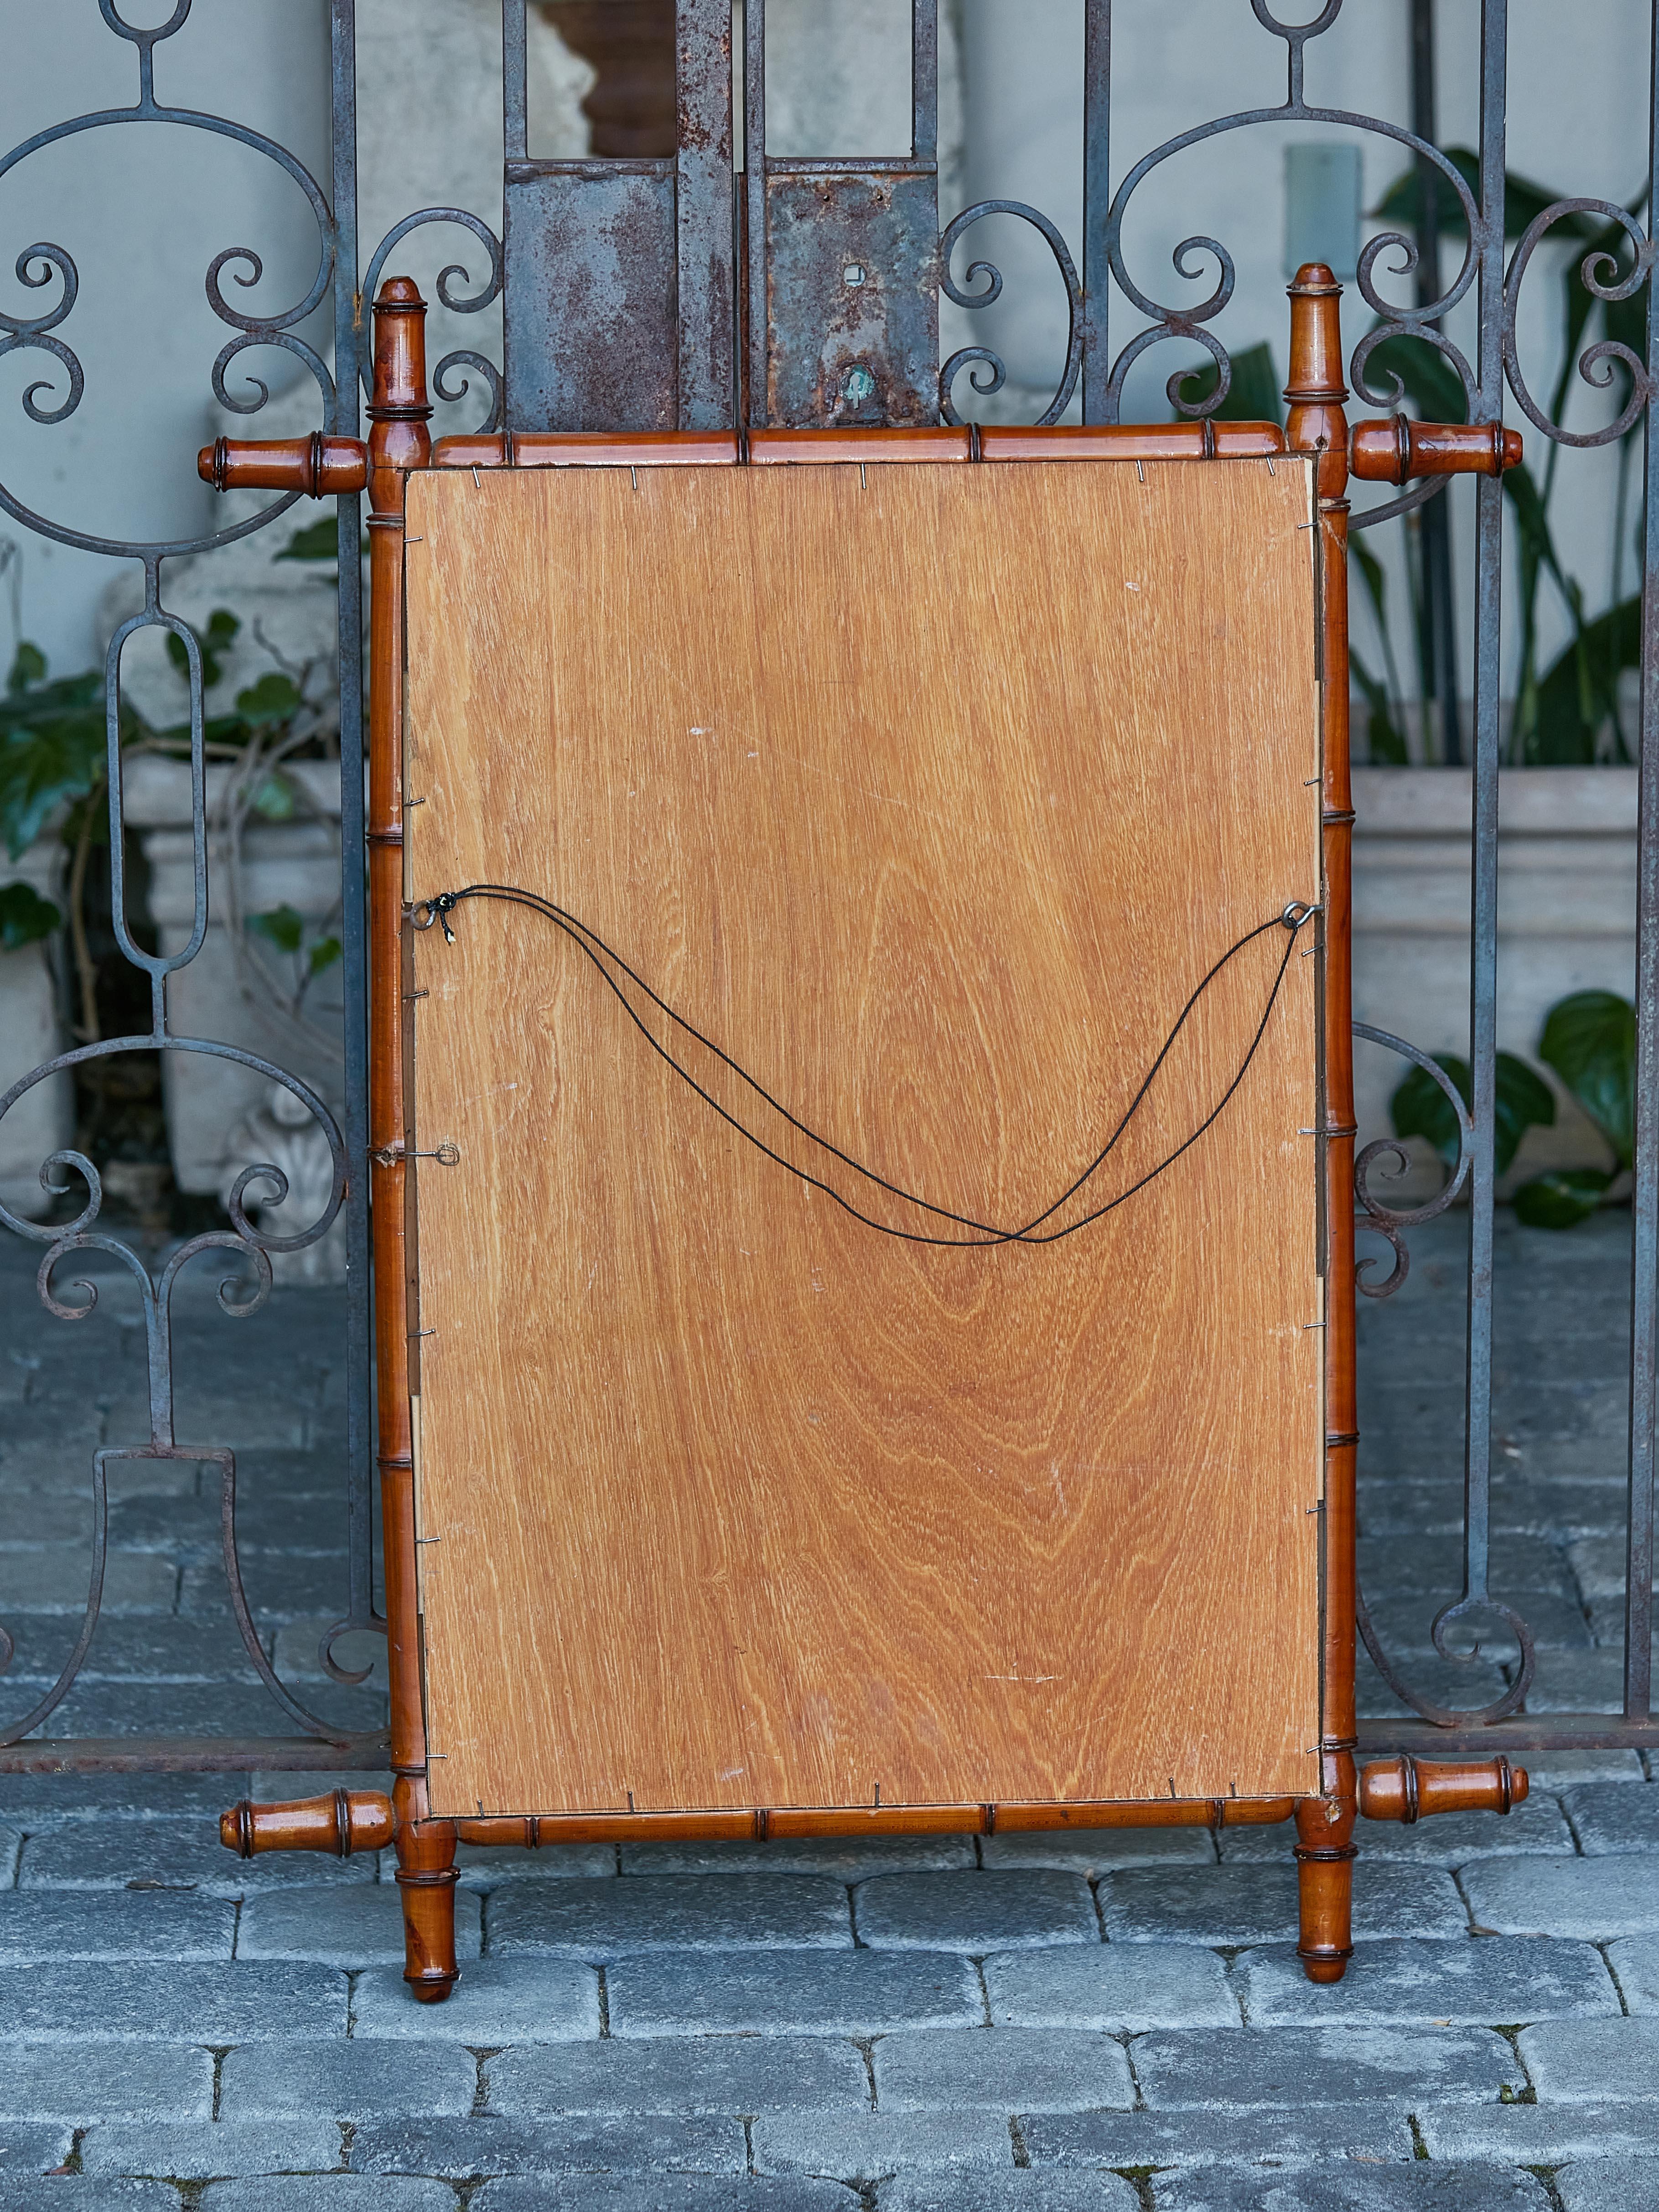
{"left": 0, "top": 0, "right": 384, "bottom": 1744}
{"left": 1350, "top": 1023, "right": 1537, "bottom": 1732}
{"left": 359, "top": 207, "right": 505, "bottom": 434}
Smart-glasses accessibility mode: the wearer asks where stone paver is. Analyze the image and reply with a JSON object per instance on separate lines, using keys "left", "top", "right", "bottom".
{"left": 487, "top": 1875, "right": 851, "bottom": 1960}
{"left": 1515, "top": 2013, "right": 1659, "bottom": 2100}
{"left": 347, "top": 2114, "right": 746, "bottom": 2176}
{"left": 1148, "top": 2171, "right": 1550, "bottom": 2209}
{"left": 1236, "top": 1937, "right": 1619, "bottom": 2023}
{"left": 1132, "top": 2024, "right": 1521, "bottom": 2108}
{"left": 200, "top": 2186, "right": 456, "bottom": 2212}
{"left": 1462, "top": 1854, "right": 1659, "bottom": 1938}
{"left": 219, "top": 2042, "right": 477, "bottom": 2119}
{"left": 0, "top": 1887, "right": 234, "bottom": 1960}
{"left": 0, "top": 2186, "right": 176, "bottom": 2209}
{"left": 79, "top": 2120, "right": 343, "bottom": 2176}
{"left": 871, "top": 2029, "right": 1133, "bottom": 2113}
{"left": 0, "top": 2044, "right": 212, "bottom": 2120}
{"left": 1414, "top": 2102, "right": 1659, "bottom": 2161}
{"left": 0, "top": 1961, "right": 347, "bottom": 2042}
{"left": 751, "top": 2111, "right": 1012, "bottom": 2179}
{"left": 1606, "top": 1933, "right": 1659, "bottom": 2010}
{"left": 238, "top": 1884, "right": 482, "bottom": 1964}
{"left": 881, "top": 2181, "right": 1138, "bottom": 2212}
{"left": 853, "top": 1872, "right": 1097, "bottom": 1952}
{"left": 1099, "top": 1864, "right": 1467, "bottom": 1945}
{"left": 486, "top": 2036, "right": 869, "bottom": 2115}
{"left": 473, "top": 2184, "right": 858, "bottom": 2212}
{"left": 1561, "top": 1780, "right": 1659, "bottom": 1854}
{"left": 351, "top": 1959, "right": 599, "bottom": 2042}
{"left": 19, "top": 1820, "right": 371, "bottom": 1895}
{"left": 1021, "top": 2105, "right": 1415, "bottom": 2167}
{"left": 607, "top": 1951, "right": 984, "bottom": 2038}
{"left": 621, "top": 1839, "right": 974, "bottom": 1879}
{"left": 449, "top": 1843, "right": 617, "bottom": 1886}
{"left": 979, "top": 1828, "right": 1214, "bottom": 1875}
{"left": 1554, "top": 2159, "right": 1659, "bottom": 2212}
{"left": 986, "top": 1944, "right": 1239, "bottom": 2029}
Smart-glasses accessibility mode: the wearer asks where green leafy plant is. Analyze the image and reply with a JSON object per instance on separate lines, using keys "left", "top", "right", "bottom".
{"left": 0, "top": 879, "right": 60, "bottom": 952}
{"left": 249, "top": 900, "right": 342, "bottom": 980}
{"left": 1511, "top": 1166, "right": 1613, "bottom": 1229}
{"left": 1389, "top": 986, "right": 1637, "bottom": 1228}
{"left": 0, "top": 535, "right": 338, "bottom": 1043}
{"left": 1538, "top": 989, "right": 1634, "bottom": 1167}
{"left": 165, "top": 606, "right": 240, "bottom": 689}
{"left": 1365, "top": 153, "right": 1647, "bottom": 765}
{"left": 1390, "top": 1048, "right": 1555, "bottom": 1175}
{"left": 1171, "top": 341, "right": 1285, "bottom": 426}
{"left": 0, "top": 641, "right": 130, "bottom": 863}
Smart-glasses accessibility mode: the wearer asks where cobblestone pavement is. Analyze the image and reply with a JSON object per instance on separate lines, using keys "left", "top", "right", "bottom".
{"left": 0, "top": 1212, "right": 1656, "bottom": 2208}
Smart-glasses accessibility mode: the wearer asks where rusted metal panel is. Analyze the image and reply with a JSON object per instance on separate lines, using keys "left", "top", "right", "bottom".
{"left": 762, "top": 170, "right": 941, "bottom": 429}
{"left": 504, "top": 164, "right": 679, "bottom": 432}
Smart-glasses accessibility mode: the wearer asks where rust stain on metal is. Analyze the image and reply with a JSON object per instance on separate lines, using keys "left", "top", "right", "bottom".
{"left": 764, "top": 173, "right": 942, "bottom": 429}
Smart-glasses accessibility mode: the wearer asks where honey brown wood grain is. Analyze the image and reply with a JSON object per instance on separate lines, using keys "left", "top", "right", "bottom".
{"left": 403, "top": 456, "right": 1325, "bottom": 1818}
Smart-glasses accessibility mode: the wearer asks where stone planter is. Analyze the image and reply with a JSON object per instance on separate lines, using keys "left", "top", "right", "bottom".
{"left": 1352, "top": 767, "right": 1637, "bottom": 1201}
{"left": 0, "top": 835, "right": 72, "bottom": 1221}
{"left": 122, "top": 754, "right": 348, "bottom": 1279}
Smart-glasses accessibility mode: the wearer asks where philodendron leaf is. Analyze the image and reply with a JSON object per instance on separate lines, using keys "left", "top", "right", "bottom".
{"left": 308, "top": 934, "right": 342, "bottom": 977}
{"left": 1539, "top": 989, "right": 1635, "bottom": 1169}
{"left": 1513, "top": 1166, "right": 1614, "bottom": 1230}
{"left": 1390, "top": 1049, "right": 1555, "bottom": 1176}
{"left": 1495, "top": 1053, "right": 1557, "bottom": 1174}
{"left": 1369, "top": 150, "right": 1599, "bottom": 241}
{"left": 249, "top": 903, "right": 305, "bottom": 955}
{"left": 0, "top": 881, "right": 60, "bottom": 950}
{"left": 1170, "top": 341, "right": 1284, "bottom": 426}
{"left": 1391, "top": 1054, "right": 1469, "bottom": 1167}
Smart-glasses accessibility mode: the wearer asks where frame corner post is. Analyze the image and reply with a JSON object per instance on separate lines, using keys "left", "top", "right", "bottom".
{"left": 366, "top": 279, "right": 436, "bottom": 1839}
{"left": 1295, "top": 1750, "right": 1358, "bottom": 1984}
{"left": 392, "top": 1774, "right": 460, "bottom": 2002}
{"left": 1287, "top": 259, "right": 1359, "bottom": 1977}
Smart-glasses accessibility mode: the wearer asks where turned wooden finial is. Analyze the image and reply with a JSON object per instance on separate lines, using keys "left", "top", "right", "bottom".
{"left": 1285, "top": 261, "right": 1349, "bottom": 500}
{"left": 368, "top": 277, "right": 433, "bottom": 459}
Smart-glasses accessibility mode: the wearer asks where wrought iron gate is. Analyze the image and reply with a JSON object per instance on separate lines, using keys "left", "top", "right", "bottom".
{"left": 0, "top": 0, "right": 1655, "bottom": 1770}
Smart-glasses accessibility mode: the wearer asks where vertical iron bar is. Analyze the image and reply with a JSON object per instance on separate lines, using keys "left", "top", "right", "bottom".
{"left": 1624, "top": 0, "right": 1659, "bottom": 1720}
{"left": 676, "top": 0, "right": 737, "bottom": 430}
{"left": 1411, "top": 0, "right": 1463, "bottom": 764}
{"left": 1082, "top": 0, "right": 1111, "bottom": 425}
{"left": 744, "top": 0, "right": 767, "bottom": 428}
{"left": 912, "top": 0, "right": 938, "bottom": 164}
{"left": 1462, "top": 0, "right": 1508, "bottom": 1612}
{"left": 503, "top": 0, "right": 528, "bottom": 161}
{"left": 330, "top": 0, "right": 376, "bottom": 1633}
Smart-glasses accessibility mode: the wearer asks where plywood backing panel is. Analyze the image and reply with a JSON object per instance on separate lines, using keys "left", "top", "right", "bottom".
{"left": 404, "top": 456, "right": 1325, "bottom": 1819}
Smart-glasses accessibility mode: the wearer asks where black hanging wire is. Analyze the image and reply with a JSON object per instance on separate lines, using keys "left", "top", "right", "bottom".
{"left": 413, "top": 885, "right": 1320, "bottom": 1249}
